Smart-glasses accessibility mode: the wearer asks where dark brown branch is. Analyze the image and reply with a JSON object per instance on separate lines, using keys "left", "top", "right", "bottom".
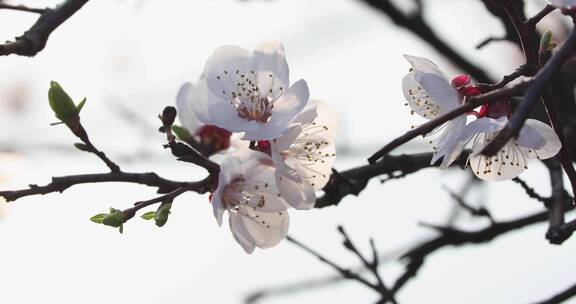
{"left": 532, "top": 281, "right": 576, "bottom": 304}
{"left": 392, "top": 210, "right": 549, "bottom": 294}
{"left": 0, "top": 3, "right": 45, "bottom": 14}
{"left": 121, "top": 180, "right": 210, "bottom": 222}
{"left": 360, "top": 0, "right": 493, "bottom": 83}
{"left": 512, "top": 177, "right": 548, "bottom": 204}
{"left": 318, "top": 151, "right": 469, "bottom": 208}
{"left": 442, "top": 185, "right": 494, "bottom": 223}
{"left": 77, "top": 131, "right": 121, "bottom": 173}
{"left": 286, "top": 235, "right": 392, "bottom": 301}
{"left": 0, "top": 171, "right": 187, "bottom": 202}
{"left": 0, "top": 0, "right": 89, "bottom": 56}
{"left": 337, "top": 226, "right": 396, "bottom": 304}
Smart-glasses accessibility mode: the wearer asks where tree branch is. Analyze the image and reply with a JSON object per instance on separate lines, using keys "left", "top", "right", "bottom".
{"left": 0, "top": 3, "right": 46, "bottom": 14}
{"left": 0, "top": 0, "right": 89, "bottom": 56}
{"left": 0, "top": 171, "right": 188, "bottom": 202}
{"left": 360, "top": 0, "right": 493, "bottom": 83}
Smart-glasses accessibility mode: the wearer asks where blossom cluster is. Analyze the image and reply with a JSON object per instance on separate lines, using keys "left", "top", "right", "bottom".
{"left": 402, "top": 56, "right": 561, "bottom": 181}
{"left": 177, "top": 42, "right": 338, "bottom": 253}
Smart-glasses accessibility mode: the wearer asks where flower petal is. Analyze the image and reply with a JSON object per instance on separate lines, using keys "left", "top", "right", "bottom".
{"left": 404, "top": 55, "right": 447, "bottom": 77}
{"left": 253, "top": 41, "right": 289, "bottom": 92}
{"left": 204, "top": 45, "right": 253, "bottom": 97}
{"left": 469, "top": 137, "right": 527, "bottom": 181}
{"left": 276, "top": 174, "right": 316, "bottom": 209}
{"left": 517, "top": 119, "right": 561, "bottom": 160}
{"left": 430, "top": 116, "right": 467, "bottom": 169}
{"left": 229, "top": 212, "right": 256, "bottom": 253}
{"left": 460, "top": 117, "right": 507, "bottom": 142}
{"left": 176, "top": 82, "right": 202, "bottom": 133}
{"left": 414, "top": 73, "right": 462, "bottom": 112}
{"left": 229, "top": 207, "right": 289, "bottom": 253}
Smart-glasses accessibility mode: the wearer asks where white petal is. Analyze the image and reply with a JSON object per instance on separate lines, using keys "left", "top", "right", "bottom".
{"left": 271, "top": 140, "right": 301, "bottom": 182}
{"left": 229, "top": 212, "right": 256, "bottom": 253}
{"left": 402, "top": 73, "right": 443, "bottom": 119}
{"left": 289, "top": 100, "right": 318, "bottom": 126}
{"left": 253, "top": 41, "right": 289, "bottom": 92}
{"left": 460, "top": 117, "right": 507, "bottom": 142}
{"left": 229, "top": 207, "right": 289, "bottom": 253}
{"left": 275, "top": 126, "right": 302, "bottom": 151}
{"left": 431, "top": 116, "right": 467, "bottom": 168}
{"left": 204, "top": 45, "right": 253, "bottom": 97}
{"left": 404, "top": 55, "right": 447, "bottom": 77}
{"left": 276, "top": 174, "right": 316, "bottom": 209}
{"left": 517, "top": 119, "right": 561, "bottom": 160}
{"left": 414, "top": 73, "right": 462, "bottom": 112}
{"left": 469, "top": 133, "right": 527, "bottom": 181}
{"left": 211, "top": 187, "right": 226, "bottom": 226}
{"left": 176, "top": 82, "right": 202, "bottom": 133}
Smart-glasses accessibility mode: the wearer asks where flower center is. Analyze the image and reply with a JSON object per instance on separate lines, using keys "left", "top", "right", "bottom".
{"left": 221, "top": 176, "right": 273, "bottom": 210}
{"left": 286, "top": 123, "right": 335, "bottom": 186}
{"left": 215, "top": 70, "right": 285, "bottom": 123}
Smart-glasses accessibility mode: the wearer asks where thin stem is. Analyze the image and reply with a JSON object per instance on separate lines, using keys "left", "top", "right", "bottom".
{"left": 0, "top": 3, "right": 45, "bottom": 14}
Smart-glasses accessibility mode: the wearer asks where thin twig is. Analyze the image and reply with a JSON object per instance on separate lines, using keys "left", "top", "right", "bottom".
{"left": 0, "top": 171, "right": 188, "bottom": 202}
{"left": 0, "top": 0, "right": 90, "bottom": 56}
{"left": 0, "top": 3, "right": 45, "bottom": 14}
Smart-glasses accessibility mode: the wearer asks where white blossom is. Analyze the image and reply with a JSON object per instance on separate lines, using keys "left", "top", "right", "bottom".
{"left": 190, "top": 42, "right": 309, "bottom": 141}
{"left": 270, "top": 100, "right": 338, "bottom": 209}
{"left": 460, "top": 117, "right": 561, "bottom": 181}
{"left": 402, "top": 55, "right": 468, "bottom": 169}
{"left": 211, "top": 149, "right": 289, "bottom": 253}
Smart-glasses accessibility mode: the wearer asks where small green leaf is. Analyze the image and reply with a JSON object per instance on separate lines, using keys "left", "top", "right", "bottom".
{"left": 154, "top": 203, "right": 172, "bottom": 227}
{"left": 48, "top": 81, "right": 78, "bottom": 122}
{"left": 172, "top": 125, "right": 191, "bottom": 141}
{"left": 90, "top": 213, "right": 107, "bottom": 224}
{"left": 141, "top": 211, "right": 156, "bottom": 220}
{"left": 76, "top": 97, "right": 87, "bottom": 113}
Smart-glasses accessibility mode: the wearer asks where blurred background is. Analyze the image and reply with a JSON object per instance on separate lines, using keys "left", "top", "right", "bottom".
{"left": 1, "top": 0, "right": 576, "bottom": 303}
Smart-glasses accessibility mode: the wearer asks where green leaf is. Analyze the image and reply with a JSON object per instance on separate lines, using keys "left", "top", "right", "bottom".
{"left": 141, "top": 211, "right": 156, "bottom": 220}
{"left": 172, "top": 125, "right": 191, "bottom": 141}
{"left": 48, "top": 81, "right": 78, "bottom": 122}
{"left": 154, "top": 203, "right": 172, "bottom": 227}
{"left": 76, "top": 97, "right": 87, "bottom": 113}
{"left": 90, "top": 213, "right": 107, "bottom": 224}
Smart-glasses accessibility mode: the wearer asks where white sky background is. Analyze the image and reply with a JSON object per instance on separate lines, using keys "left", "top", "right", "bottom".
{"left": 1, "top": 0, "right": 576, "bottom": 303}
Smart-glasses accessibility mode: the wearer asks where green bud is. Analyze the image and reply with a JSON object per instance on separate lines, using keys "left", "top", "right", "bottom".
{"left": 154, "top": 203, "right": 172, "bottom": 227}
{"left": 540, "top": 31, "right": 552, "bottom": 51}
{"left": 539, "top": 31, "right": 556, "bottom": 64}
{"left": 141, "top": 211, "right": 156, "bottom": 220}
{"left": 102, "top": 208, "right": 124, "bottom": 228}
{"left": 90, "top": 213, "right": 107, "bottom": 224}
{"left": 172, "top": 125, "right": 192, "bottom": 141}
{"left": 48, "top": 81, "right": 78, "bottom": 122}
